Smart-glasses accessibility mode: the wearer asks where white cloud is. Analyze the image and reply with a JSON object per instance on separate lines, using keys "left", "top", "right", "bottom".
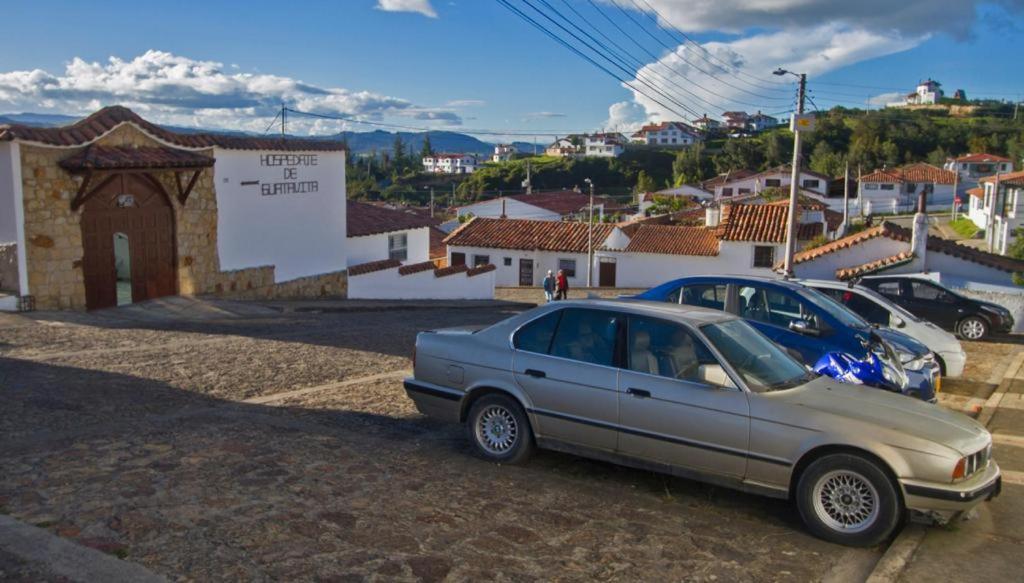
{"left": 0, "top": 50, "right": 461, "bottom": 134}
{"left": 375, "top": 0, "right": 437, "bottom": 18}
{"left": 619, "top": 24, "right": 922, "bottom": 123}
{"left": 446, "top": 99, "right": 486, "bottom": 107}
{"left": 867, "top": 92, "right": 906, "bottom": 107}
{"left": 524, "top": 111, "right": 567, "bottom": 119}
{"left": 603, "top": 101, "right": 647, "bottom": 132}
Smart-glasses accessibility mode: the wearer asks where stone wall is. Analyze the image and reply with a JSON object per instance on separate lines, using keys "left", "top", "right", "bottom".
{"left": 17, "top": 123, "right": 345, "bottom": 310}
{"left": 0, "top": 243, "right": 17, "bottom": 292}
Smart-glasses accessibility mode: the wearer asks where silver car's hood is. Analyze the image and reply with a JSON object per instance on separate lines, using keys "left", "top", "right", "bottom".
{"left": 769, "top": 378, "right": 989, "bottom": 456}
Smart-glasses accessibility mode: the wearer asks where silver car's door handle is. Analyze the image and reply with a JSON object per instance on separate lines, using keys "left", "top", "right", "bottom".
{"left": 626, "top": 388, "right": 651, "bottom": 398}
{"left": 524, "top": 369, "right": 546, "bottom": 378}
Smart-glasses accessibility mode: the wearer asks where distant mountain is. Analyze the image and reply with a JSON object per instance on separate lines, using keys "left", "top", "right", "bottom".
{"left": 1, "top": 111, "right": 548, "bottom": 156}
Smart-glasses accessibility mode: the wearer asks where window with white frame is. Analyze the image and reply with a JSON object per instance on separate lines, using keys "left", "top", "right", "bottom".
{"left": 752, "top": 246, "right": 775, "bottom": 268}
{"left": 388, "top": 233, "right": 408, "bottom": 261}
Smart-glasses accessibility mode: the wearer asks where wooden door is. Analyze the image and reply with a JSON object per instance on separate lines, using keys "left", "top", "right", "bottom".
{"left": 599, "top": 260, "right": 616, "bottom": 287}
{"left": 81, "top": 173, "right": 177, "bottom": 310}
{"left": 519, "top": 259, "right": 533, "bottom": 286}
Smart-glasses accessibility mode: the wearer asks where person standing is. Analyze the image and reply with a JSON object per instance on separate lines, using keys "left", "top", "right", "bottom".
{"left": 542, "top": 270, "right": 555, "bottom": 303}
{"left": 556, "top": 269, "right": 569, "bottom": 300}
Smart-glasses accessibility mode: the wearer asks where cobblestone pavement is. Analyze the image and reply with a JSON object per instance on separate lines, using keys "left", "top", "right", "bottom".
{"left": 2, "top": 302, "right": 1003, "bottom": 581}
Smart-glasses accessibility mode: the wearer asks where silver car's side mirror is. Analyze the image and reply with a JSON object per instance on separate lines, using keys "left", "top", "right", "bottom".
{"left": 789, "top": 320, "right": 820, "bottom": 337}
{"left": 892, "top": 316, "right": 906, "bottom": 328}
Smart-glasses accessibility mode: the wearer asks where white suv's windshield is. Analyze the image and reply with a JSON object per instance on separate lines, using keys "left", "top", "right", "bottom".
{"left": 798, "top": 288, "right": 870, "bottom": 329}
{"left": 701, "top": 320, "right": 814, "bottom": 392}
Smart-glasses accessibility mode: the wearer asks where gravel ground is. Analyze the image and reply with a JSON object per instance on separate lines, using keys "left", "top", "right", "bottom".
{"left": 5, "top": 299, "right": 1010, "bottom": 581}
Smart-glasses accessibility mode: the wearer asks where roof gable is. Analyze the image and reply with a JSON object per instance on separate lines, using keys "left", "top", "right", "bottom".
{"left": 347, "top": 200, "right": 437, "bottom": 238}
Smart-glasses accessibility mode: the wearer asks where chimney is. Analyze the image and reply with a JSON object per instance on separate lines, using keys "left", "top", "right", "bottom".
{"left": 705, "top": 204, "right": 721, "bottom": 228}
{"left": 909, "top": 189, "right": 928, "bottom": 268}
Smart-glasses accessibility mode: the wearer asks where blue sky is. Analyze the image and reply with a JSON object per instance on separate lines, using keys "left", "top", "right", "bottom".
{"left": 0, "top": 0, "right": 1021, "bottom": 139}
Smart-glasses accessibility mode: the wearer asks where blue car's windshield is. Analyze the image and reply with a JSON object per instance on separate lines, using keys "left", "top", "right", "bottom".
{"left": 798, "top": 288, "right": 870, "bottom": 329}
{"left": 702, "top": 320, "right": 814, "bottom": 392}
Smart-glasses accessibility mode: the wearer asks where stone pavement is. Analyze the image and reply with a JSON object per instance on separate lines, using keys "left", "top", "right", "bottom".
{"left": 893, "top": 350, "right": 1024, "bottom": 582}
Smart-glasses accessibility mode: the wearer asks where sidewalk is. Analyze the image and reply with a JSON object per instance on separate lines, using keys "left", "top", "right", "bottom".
{"left": 893, "top": 351, "right": 1024, "bottom": 582}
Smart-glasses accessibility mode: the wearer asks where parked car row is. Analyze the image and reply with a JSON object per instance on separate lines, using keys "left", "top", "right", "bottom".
{"left": 403, "top": 274, "right": 1004, "bottom": 547}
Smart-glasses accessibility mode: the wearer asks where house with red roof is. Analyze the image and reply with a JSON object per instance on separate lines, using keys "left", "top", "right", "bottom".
{"left": 346, "top": 200, "right": 440, "bottom": 267}
{"left": 629, "top": 121, "right": 702, "bottom": 147}
{"left": 857, "top": 163, "right": 957, "bottom": 214}
{"left": 454, "top": 190, "right": 626, "bottom": 223}
{"left": 944, "top": 153, "right": 1014, "bottom": 181}
{"left": 975, "top": 171, "right": 1024, "bottom": 255}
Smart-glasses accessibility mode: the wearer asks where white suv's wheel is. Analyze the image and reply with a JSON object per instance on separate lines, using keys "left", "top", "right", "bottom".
{"left": 797, "top": 454, "right": 901, "bottom": 546}
{"left": 466, "top": 394, "right": 534, "bottom": 464}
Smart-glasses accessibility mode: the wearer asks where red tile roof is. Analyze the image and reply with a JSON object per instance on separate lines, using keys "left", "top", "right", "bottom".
{"left": 766, "top": 195, "right": 827, "bottom": 211}
{"left": 0, "top": 105, "right": 345, "bottom": 151}
{"left": 348, "top": 259, "right": 401, "bottom": 276}
{"left": 967, "top": 186, "right": 985, "bottom": 199}
{"left": 861, "top": 163, "right": 956, "bottom": 185}
{"left": 700, "top": 169, "right": 756, "bottom": 190}
{"left": 717, "top": 204, "right": 790, "bottom": 243}
{"left": 444, "top": 217, "right": 615, "bottom": 253}
{"left": 979, "top": 170, "right": 1024, "bottom": 187}
{"left": 398, "top": 261, "right": 437, "bottom": 276}
{"left": 434, "top": 264, "right": 469, "bottom": 278}
{"left": 954, "top": 153, "right": 1010, "bottom": 164}
{"left": 347, "top": 200, "right": 437, "bottom": 238}
{"left": 791, "top": 223, "right": 903, "bottom": 265}
{"left": 467, "top": 264, "right": 497, "bottom": 277}
{"left": 835, "top": 252, "right": 915, "bottom": 281}
{"left": 58, "top": 145, "right": 214, "bottom": 171}
{"left": 622, "top": 225, "right": 720, "bottom": 256}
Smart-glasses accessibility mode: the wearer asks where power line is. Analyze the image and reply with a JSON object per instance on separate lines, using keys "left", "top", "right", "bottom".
{"left": 284, "top": 107, "right": 601, "bottom": 137}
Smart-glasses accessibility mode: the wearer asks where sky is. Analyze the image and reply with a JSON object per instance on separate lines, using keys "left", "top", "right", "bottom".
{"left": 0, "top": 0, "right": 1022, "bottom": 140}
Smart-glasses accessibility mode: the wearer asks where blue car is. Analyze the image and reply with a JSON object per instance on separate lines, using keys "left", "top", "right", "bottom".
{"left": 633, "top": 276, "right": 940, "bottom": 402}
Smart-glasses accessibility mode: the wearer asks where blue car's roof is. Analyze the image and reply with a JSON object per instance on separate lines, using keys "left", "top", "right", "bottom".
{"left": 637, "top": 275, "right": 805, "bottom": 297}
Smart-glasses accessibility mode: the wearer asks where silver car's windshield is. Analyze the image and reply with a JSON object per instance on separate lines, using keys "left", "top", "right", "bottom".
{"left": 701, "top": 320, "right": 814, "bottom": 392}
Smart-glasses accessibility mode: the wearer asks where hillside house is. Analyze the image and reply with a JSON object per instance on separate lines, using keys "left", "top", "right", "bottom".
{"left": 975, "top": 171, "right": 1024, "bottom": 255}
{"left": 944, "top": 153, "right": 1013, "bottom": 181}
{"left": 887, "top": 79, "right": 944, "bottom": 107}
{"left": 709, "top": 166, "right": 831, "bottom": 202}
{"left": 691, "top": 115, "right": 722, "bottom": 132}
{"left": 584, "top": 133, "right": 627, "bottom": 158}
{"left": 545, "top": 137, "right": 583, "bottom": 158}
{"left": 722, "top": 111, "right": 749, "bottom": 131}
{"left": 747, "top": 111, "right": 781, "bottom": 132}
{"left": 455, "top": 190, "right": 623, "bottom": 222}
{"left": 858, "top": 163, "right": 957, "bottom": 214}
{"left": 630, "top": 121, "right": 702, "bottom": 147}
{"left": 492, "top": 144, "right": 516, "bottom": 163}
{"left": 422, "top": 153, "right": 478, "bottom": 174}
{"left": 346, "top": 200, "right": 438, "bottom": 267}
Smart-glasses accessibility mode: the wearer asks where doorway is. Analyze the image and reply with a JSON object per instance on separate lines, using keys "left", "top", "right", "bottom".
{"left": 519, "top": 259, "right": 534, "bottom": 286}
{"left": 598, "top": 258, "right": 617, "bottom": 287}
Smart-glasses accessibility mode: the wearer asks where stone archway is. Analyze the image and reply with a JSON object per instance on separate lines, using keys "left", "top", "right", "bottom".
{"left": 80, "top": 173, "right": 177, "bottom": 310}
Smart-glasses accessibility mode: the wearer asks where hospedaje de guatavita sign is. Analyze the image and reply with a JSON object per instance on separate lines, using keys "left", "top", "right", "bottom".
{"left": 239, "top": 153, "right": 321, "bottom": 196}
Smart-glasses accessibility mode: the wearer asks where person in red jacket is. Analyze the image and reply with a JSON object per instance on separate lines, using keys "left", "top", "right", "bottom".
{"left": 555, "top": 269, "right": 569, "bottom": 300}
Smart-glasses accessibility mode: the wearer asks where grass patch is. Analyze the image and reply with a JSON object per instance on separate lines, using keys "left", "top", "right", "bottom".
{"left": 949, "top": 218, "right": 981, "bottom": 238}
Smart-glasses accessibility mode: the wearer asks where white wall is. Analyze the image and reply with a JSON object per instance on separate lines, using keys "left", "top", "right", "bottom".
{"left": 856, "top": 184, "right": 955, "bottom": 214}
{"left": 457, "top": 198, "right": 561, "bottom": 221}
{"left": 450, "top": 245, "right": 591, "bottom": 287}
{"left": 791, "top": 237, "right": 907, "bottom": 280}
{"left": 214, "top": 149, "right": 347, "bottom": 282}
{"left": 347, "top": 227, "right": 430, "bottom": 267}
{"left": 0, "top": 142, "right": 27, "bottom": 295}
{"left": 349, "top": 266, "right": 495, "bottom": 300}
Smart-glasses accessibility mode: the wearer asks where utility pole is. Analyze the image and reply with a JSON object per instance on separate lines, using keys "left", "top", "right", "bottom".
{"left": 281, "top": 104, "right": 286, "bottom": 139}
{"left": 951, "top": 169, "right": 959, "bottom": 221}
{"left": 857, "top": 164, "right": 863, "bottom": 218}
{"left": 988, "top": 171, "right": 1001, "bottom": 253}
{"left": 588, "top": 181, "right": 595, "bottom": 287}
{"left": 429, "top": 187, "right": 435, "bottom": 218}
{"left": 842, "top": 159, "right": 850, "bottom": 236}
{"left": 526, "top": 159, "right": 532, "bottom": 194}
{"left": 781, "top": 72, "right": 807, "bottom": 277}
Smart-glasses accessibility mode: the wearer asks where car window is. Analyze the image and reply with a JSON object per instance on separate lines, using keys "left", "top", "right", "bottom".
{"left": 665, "top": 287, "right": 682, "bottom": 304}
{"left": 550, "top": 308, "right": 619, "bottom": 367}
{"left": 627, "top": 315, "right": 718, "bottom": 383}
{"left": 681, "top": 284, "right": 727, "bottom": 311}
{"left": 739, "top": 286, "right": 817, "bottom": 329}
{"left": 513, "top": 310, "right": 562, "bottom": 354}
{"left": 910, "top": 281, "right": 953, "bottom": 303}
{"left": 818, "top": 288, "right": 890, "bottom": 326}
{"left": 875, "top": 281, "right": 901, "bottom": 298}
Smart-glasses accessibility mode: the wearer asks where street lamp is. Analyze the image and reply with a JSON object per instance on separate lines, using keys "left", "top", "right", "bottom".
{"left": 584, "top": 178, "right": 595, "bottom": 288}
{"left": 773, "top": 67, "right": 808, "bottom": 277}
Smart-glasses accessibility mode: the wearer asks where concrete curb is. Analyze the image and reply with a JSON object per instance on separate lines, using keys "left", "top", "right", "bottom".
{"left": 0, "top": 515, "right": 166, "bottom": 582}
{"left": 862, "top": 350, "right": 1024, "bottom": 582}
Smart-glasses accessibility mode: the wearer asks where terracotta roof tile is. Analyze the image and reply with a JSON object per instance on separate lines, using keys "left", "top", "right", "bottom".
{"left": 348, "top": 259, "right": 401, "bottom": 276}
{"left": 861, "top": 163, "right": 956, "bottom": 185}
{"left": 434, "top": 264, "right": 469, "bottom": 278}
{"left": 979, "top": 170, "right": 1024, "bottom": 187}
{"left": 967, "top": 186, "right": 985, "bottom": 198}
{"left": 467, "top": 264, "right": 497, "bottom": 277}
{"left": 620, "top": 224, "right": 719, "bottom": 256}
{"left": 717, "top": 204, "right": 790, "bottom": 242}
{"left": 791, "top": 222, "right": 904, "bottom": 265}
{"left": 444, "top": 218, "right": 615, "bottom": 254}
{"left": 347, "top": 200, "right": 437, "bottom": 238}
{"left": 58, "top": 145, "right": 214, "bottom": 171}
{"left": 767, "top": 195, "right": 827, "bottom": 211}
{"left": 954, "top": 153, "right": 1010, "bottom": 163}
{"left": 398, "top": 261, "right": 436, "bottom": 276}
{"left": 0, "top": 105, "right": 345, "bottom": 151}
{"left": 836, "top": 252, "right": 915, "bottom": 280}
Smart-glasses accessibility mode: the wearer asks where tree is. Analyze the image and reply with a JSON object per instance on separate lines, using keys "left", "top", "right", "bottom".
{"left": 636, "top": 170, "right": 658, "bottom": 193}
{"left": 1008, "top": 227, "right": 1024, "bottom": 286}
{"left": 421, "top": 133, "right": 434, "bottom": 158}
{"left": 672, "top": 144, "right": 712, "bottom": 185}
{"left": 809, "top": 141, "right": 846, "bottom": 178}
{"left": 391, "top": 134, "right": 406, "bottom": 170}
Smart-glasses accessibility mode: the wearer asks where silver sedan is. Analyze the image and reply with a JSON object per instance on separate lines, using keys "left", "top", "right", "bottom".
{"left": 404, "top": 300, "right": 1001, "bottom": 546}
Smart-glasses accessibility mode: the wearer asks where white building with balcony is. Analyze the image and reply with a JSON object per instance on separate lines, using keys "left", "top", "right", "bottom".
{"left": 422, "top": 153, "right": 478, "bottom": 174}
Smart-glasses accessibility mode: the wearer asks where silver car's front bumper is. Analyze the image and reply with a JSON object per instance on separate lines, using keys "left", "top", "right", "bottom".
{"left": 901, "top": 462, "right": 1001, "bottom": 514}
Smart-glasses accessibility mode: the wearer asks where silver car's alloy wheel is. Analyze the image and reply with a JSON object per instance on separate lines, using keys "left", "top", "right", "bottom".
{"left": 812, "top": 470, "right": 880, "bottom": 534}
{"left": 959, "top": 319, "right": 986, "bottom": 340}
{"left": 475, "top": 405, "right": 519, "bottom": 455}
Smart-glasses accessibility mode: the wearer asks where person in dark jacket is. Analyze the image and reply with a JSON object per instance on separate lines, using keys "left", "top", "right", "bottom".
{"left": 542, "top": 270, "right": 555, "bottom": 303}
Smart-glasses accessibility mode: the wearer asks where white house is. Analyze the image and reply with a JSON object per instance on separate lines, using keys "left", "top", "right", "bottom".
{"left": 493, "top": 144, "right": 516, "bottom": 163}
{"left": 584, "top": 133, "right": 627, "bottom": 158}
{"left": 887, "top": 79, "right": 944, "bottom": 107}
{"left": 710, "top": 166, "right": 831, "bottom": 202}
{"left": 346, "top": 200, "right": 436, "bottom": 267}
{"left": 455, "top": 190, "right": 622, "bottom": 222}
{"left": 630, "top": 121, "right": 702, "bottom": 147}
{"left": 747, "top": 111, "right": 780, "bottom": 132}
{"left": 722, "top": 111, "right": 749, "bottom": 131}
{"left": 422, "top": 153, "right": 478, "bottom": 174}
{"left": 976, "top": 171, "right": 1024, "bottom": 255}
{"left": 690, "top": 115, "right": 721, "bottom": 132}
{"left": 444, "top": 203, "right": 827, "bottom": 288}
{"left": 945, "top": 153, "right": 1014, "bottom": 181}
{"left": 857, "top": 163, "right": 957, "bottom": 214}
{"left": 0, "top": 105, "right": 348, "bottom": 311}
{"left": 545, "top": 137, "right": 583, "bottom": 158}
